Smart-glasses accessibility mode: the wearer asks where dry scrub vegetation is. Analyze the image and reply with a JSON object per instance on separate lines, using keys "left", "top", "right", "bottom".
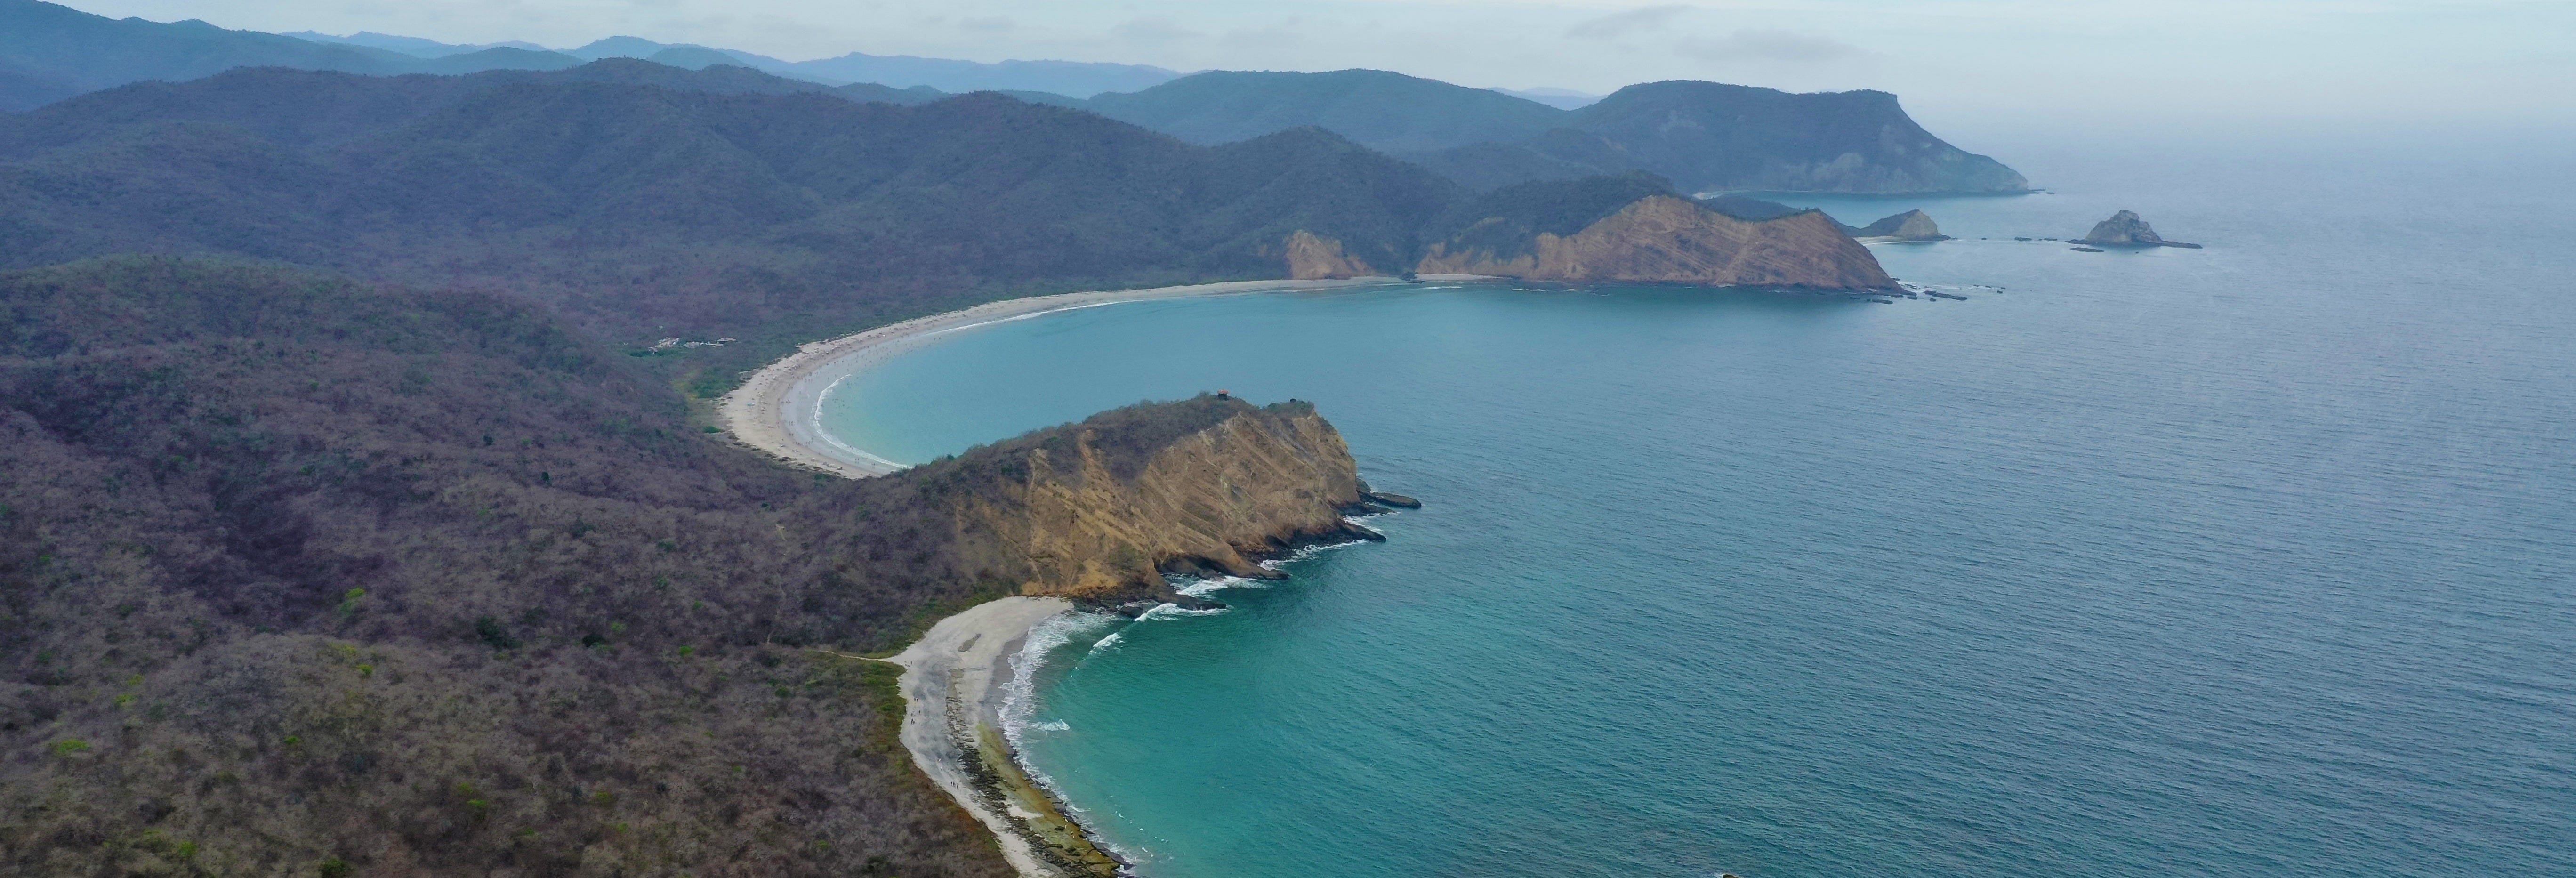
{"left": 0, "top": 258, "right": 1039, "bottom": 877}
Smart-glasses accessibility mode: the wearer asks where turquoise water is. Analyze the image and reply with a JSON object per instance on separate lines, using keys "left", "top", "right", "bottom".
{"left": 820, "top": 139, "right": 2576, "bottom": 878}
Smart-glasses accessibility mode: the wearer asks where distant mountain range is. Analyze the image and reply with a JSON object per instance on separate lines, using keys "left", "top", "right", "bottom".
{"left": 0, "top": 0, "right": 1183, "bottom": 108}
{"left": 0, "top": 0, "right": 2023, "bottom": 196}
{"left": 0, "top": 62, "right": 1895, "bottom": 361}
{"left": 1081, "top": 70, "right": 2025, "bottom": 194}
{"left": 0, "top": 61, "right": 1460, "bottom": 349}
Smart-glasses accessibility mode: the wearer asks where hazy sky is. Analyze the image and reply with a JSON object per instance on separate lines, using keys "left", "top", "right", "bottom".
{"left": 60, "top": 0, "right": 2576, "bottom": 140}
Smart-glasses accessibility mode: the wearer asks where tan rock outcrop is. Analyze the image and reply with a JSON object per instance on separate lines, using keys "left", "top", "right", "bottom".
{"left": 1417, "top": 195, "right": 1894, "bottom": 289}
{"left": 931, "top": 396, "right": 1373, "bottom": 599}
{"left": 1284, "top": 230, "right": 1377, "bottom": 279}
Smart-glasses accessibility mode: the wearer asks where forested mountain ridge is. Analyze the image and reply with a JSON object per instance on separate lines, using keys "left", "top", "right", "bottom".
{"left": 1084, "top": 69, "right": 1567, "bottom": 154}
{"left": 1089, "top": 69, "right": 2026, "bottom": 194}
{"left": 0, "top": 63, "right": 1461, "bottom": 369}
{"left": 0, "top": 0, "right": 1171, "bottom": 110}
{"left": 0, "top": 0, "right": 612, "bottom": 112}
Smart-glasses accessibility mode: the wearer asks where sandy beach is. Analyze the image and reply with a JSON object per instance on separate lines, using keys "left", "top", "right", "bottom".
{"left": 884, "top": 597, "right": 1084, "bottom": 878}
{"left": 717, "top": 277, "right": 1410, "bottom": 478}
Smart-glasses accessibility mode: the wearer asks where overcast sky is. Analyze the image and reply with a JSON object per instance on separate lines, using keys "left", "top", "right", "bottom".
{"left": 59, "top": 0, "right": 2576, "bottom": 142}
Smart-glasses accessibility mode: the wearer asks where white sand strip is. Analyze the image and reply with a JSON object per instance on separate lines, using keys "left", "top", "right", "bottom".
{"left": 717, "top": 277, "right": 1405, "bottom": 478}
{"left": 885, "top": 596, "right": 1077, "bottom": 878}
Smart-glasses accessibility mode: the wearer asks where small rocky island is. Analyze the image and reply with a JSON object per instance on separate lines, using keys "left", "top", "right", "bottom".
{"left": 1846, "top": 209, "right": 1950, "bottom": 242}
{"left": 2077, "top": 210, "right": 2201, "bottom": 248}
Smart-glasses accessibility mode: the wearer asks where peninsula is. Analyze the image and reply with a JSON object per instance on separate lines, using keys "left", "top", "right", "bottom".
{"left": 0, "top": 258, "right": 1390, "bottom": 877}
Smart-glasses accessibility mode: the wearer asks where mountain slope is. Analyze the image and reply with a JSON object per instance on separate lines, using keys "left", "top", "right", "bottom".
{"left": 0, "top": 257, "right": 1005, "bottom": 877}
{"left": 1086, "top": 69, "right": 1568, "bottom": 154}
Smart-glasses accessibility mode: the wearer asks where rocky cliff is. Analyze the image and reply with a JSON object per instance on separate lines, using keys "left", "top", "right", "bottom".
{"left": 1284, "top": 230, "right": 1380, "bottom": 279}
{"left": 1418, "top": 193, "right": 1893, "bottom": 289}
{"left": 924, "top": 395, "right": 1378, "bottom": 599}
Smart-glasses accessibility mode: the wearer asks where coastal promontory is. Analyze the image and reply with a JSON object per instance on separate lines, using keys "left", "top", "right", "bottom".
{"left": 1407, "top": 174, "right": 1895, "bottom": 289}
{"left": 923, "top": 395, "right": 1381, "bottom": 599}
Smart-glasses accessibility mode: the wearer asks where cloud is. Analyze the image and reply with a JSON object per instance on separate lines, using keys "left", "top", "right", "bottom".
{"left": 1675, "top": 28, "right": 1864, "bottom": 64}
{"left": 956, "top": 16, "right": 1015, "bottom": 34}
{"left": 1568, "top": 5, "right": 1692, "bottom": 40}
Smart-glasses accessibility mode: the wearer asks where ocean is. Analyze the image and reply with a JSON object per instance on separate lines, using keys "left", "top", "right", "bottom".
{"left": 816, "top": 135, "right": 2576, "bottom": 878}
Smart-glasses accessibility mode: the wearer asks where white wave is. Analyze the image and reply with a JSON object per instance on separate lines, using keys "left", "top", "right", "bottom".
{"left": 1137, "top": 602, "right": 1228, "bottom": 621}
{"left": 995, "top": 609, "right": 1123, "bottom": 844}
{"left": 1088, "top": 631, "right": 1126, "bottom": 653}
{"left": 1176, "top": 575, "right": 1268, "bottom": 597}
{"left": 998, "top": 610, "right": 1117, "bottom": 747}
{"left": 1257, "top": 536, "right": 1376, "bottom": 571}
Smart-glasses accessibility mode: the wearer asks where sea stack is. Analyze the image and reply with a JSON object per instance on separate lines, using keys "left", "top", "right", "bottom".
{"left": 1850, "top": 209, "right": 1950, "bottom": 242}
{"left": 2077, "top": 210, "right": 2202, "bottom": 248}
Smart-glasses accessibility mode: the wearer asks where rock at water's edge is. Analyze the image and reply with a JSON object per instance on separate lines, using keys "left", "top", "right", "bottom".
{"left": 1362, "top": 491, "right": 1423, "bottom": 509}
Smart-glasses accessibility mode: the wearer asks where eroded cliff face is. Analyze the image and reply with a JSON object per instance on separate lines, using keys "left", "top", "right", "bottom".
{"left": 929, "top": 396, "right": 1373, "bottom": 599}
{"left": 1284, "top": 230, "right": 1379, "bottom": 279}
{"left": 1417, "top": 195, "right": 1894, "bottom": 289}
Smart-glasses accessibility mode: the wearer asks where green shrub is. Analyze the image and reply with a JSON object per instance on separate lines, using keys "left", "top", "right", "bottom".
{"left": 474, "top": 616, "right": 520, "bottom": 650}
{"left": 51, "top": 739, "right": 89, "bottom": 756}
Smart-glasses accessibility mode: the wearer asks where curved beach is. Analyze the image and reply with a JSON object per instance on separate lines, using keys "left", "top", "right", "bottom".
{"left": 717, "top": 277, "right": 1403, "bottom": 477}
{"left": 883, "top": 597, "right": 1089, "bottom": 878}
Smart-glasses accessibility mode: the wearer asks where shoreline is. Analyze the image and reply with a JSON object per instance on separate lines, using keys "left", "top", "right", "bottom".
{"left": 885, "top": 597, "right": 1111, "bottom": 878}
{"left": 745, "top": 276, "right": 1456, "bottom": 876}
{"left": 716, "top": 276, "right": 1418, "bottom": 478}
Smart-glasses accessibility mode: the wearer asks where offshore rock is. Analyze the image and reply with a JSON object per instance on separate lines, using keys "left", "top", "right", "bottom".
{"left": 1848, "top": 209, "right": 1950, "bottom": 242}
{"left": 929, "top": 395, "right": 1374, "bottom": 599}
{"left": 2078, "top": 210, "right": 2202, "bottom": 248}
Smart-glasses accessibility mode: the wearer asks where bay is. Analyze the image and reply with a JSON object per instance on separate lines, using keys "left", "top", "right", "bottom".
{"left": 818, "top": 136, "right": 2576, "bottom": 878}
